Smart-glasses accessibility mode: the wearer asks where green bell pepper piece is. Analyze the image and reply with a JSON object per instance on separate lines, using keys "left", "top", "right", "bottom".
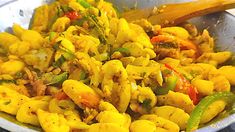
{"left": 156, "top": 76, "right": 178, "bottom": 95}
{"left": 113, "top": 48, "right": 130, "bottom": 56}
{"left": 186, "top": 92, "right": 235, "bottom": 132}
{"left": 77, "top": 0, "right": 92, "bottom": 8}
{"left": 47, "top": 72, "right": 68, "bottom": 85}
{"left": 49, "top": 32, "right": 56, "bottom": 41}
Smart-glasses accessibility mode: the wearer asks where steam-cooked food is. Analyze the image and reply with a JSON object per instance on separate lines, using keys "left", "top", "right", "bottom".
{"left": 0, "top": 0, "right": 235, "bottom": 132}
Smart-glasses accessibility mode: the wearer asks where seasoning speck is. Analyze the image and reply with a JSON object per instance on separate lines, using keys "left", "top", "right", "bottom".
{"left": 19, "top": 9, "right": 24, "bottom": 17}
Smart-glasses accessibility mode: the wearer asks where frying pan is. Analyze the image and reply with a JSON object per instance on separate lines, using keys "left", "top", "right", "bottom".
{"left": 0, "top": 0, "right": 235, "bottom": 131}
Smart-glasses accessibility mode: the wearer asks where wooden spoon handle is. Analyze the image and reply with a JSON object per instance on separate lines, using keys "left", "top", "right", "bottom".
{"left": 122, "top": 0, "right": 235, "bottom": 26}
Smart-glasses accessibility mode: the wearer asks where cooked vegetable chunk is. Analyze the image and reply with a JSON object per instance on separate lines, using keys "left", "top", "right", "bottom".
{"left": 37, "top": 109, "right": 70, "bottom": 132}
{"left": 0, "top": 86, "right": 29, "bottom": 115}
{"left": 96, "top": 111, "right": 131, "bottom": 129}
{"left": 151, "top": 106, "right": 189, "bottom": 130}
{"left": 62, "top": 80, "right": 100, "bottom": 109}
{"left": 86, "top": 123, "right": 128, "bottom": 132}
{"left": 140, "top": 114, "right": 180, "bottom": 132}
{"left": 130, "top": 120, "right": 156, "bottom": 132}
{"left": 0, "top": 60, "right": 25, "bottom": 75}
{"left": 158, "top": 91, "right": 195, "bottom": 113}
{"left": 16, "top": 100, "right": 49, "bottom": 126}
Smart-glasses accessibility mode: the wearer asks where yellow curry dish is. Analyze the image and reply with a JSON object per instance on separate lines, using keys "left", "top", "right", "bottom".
{"left": 0, "top": 0, "right": 235, "bottom": 131}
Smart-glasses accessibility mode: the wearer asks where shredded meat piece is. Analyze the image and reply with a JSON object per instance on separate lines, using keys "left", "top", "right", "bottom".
{"left": 24, "top": 67, "right": 47, "bottom": 96}
{"left": 32, "top": 80, "right": 47, "bottom": 96}
{"left": 24, "top": 67, "right": 34, "bottom": 81}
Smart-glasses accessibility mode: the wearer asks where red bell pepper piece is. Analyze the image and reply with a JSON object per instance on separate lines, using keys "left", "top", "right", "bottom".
{"left": 164, "top": 64, "right": 199, "bottom": 105}
{"left": 54, "top": 91, "right": 69, "bottom": 100}
{"left": 64, "top": 11, "right": 81, "bottom": 21}
{"left": 188, "top": 86, "right": 199, "bottom": 105}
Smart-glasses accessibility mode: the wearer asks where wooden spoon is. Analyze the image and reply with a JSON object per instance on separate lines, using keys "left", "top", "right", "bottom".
{"left": 122, "top": 0, "right": 235, "bottom": 27}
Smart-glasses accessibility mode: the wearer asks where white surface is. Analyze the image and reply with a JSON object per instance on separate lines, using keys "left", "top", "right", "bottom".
{"left": 228, "top": 9, "right": 235, "bottom": 15}
{"left": 0, "top": 0, "right": 16, "bottom": 6}
{"left": 0, "top": 117, "right": 37, "bottom": 132}
{"left": 0, "top": 0, "right": 48, "bottom": 32}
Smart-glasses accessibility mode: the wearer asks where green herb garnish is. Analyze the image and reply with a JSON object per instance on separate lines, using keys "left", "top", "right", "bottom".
{"left": 47, "top": 72, "right": 69, "bottom": 85}
{"left": 142, "top": 99, "right": 152, "bottom": 110}
{"left": 77, "top": 0, "right": 92, "bottom": 8}
{"left": 52, "top": 55, "right": 66, "bottom": 68}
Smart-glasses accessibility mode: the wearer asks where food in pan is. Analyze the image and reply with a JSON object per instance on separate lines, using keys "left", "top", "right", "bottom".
{"left": 0, "top": 0, "right": 235, "bottom": 131}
